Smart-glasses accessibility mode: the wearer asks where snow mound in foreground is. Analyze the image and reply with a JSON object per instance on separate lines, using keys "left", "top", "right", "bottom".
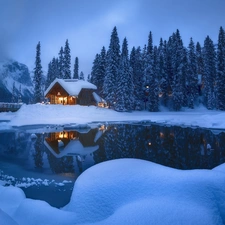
{"left": 65, "top": 159, "right": 225, "bottom": 225}
{"left": 0, "top": 159, "right": 225, "bottom": 225}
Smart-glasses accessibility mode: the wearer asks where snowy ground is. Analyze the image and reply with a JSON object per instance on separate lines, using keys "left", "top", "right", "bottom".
{"left": 0, "top": 103, "right": 225, "bottom": 129}
{"left": 0, "top": 159, "right": 225, "bottom": 225}
{"left": 0, "top": 104, "right": 225, "bottom": 224}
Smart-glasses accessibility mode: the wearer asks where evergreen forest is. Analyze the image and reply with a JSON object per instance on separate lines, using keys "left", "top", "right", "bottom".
{"left": 90, "top": 26, "right": 225, "bottom": 112}
{"left": 37, "top": 26, "right": 225, "bottom": 112}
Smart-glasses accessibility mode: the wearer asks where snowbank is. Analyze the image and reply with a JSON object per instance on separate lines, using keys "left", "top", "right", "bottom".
{"left": 0, "top": 159, "right": 224, "bottom": 225}
{"left": 1, "top": 104, "right": 225, "bottom": 129}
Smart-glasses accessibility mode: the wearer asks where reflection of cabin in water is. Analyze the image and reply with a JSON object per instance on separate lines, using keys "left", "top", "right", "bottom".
{"left": 44, "top": 78, "right": 98, "bottom": 105}
{"left": 44, "top": 129, "right": 102, "bottom": 158}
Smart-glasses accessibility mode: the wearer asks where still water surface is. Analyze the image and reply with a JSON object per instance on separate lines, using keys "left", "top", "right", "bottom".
{"left": 0, "top": 122, "right": 225, "bottom": 208}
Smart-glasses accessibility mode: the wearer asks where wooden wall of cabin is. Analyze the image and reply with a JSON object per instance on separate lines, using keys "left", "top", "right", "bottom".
{"left": 47, "top": 95, "right": 77, "bottom": 105}
{"left": 78, "top": 89, "right": 96, "bottom": 106}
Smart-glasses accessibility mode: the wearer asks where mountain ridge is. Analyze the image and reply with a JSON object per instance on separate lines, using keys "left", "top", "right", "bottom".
{"left": 0, "top": 59, "right": 34, "bottom": 103}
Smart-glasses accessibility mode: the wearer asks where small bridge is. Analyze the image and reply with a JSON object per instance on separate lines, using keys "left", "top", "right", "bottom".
{"left": 0, "top": 103, "right": 23, "bottom": 112}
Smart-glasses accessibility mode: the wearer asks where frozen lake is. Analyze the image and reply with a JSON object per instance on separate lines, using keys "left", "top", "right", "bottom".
{"left": 0, "top": 122, "right": 225, "bottom": 208}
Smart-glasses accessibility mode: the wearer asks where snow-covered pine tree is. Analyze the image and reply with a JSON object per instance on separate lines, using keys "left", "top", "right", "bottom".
{"left": 79, "top": 71, "right": 85, "bottom": 80}
{"left": 196, "top": 42, "right": 204, "bottom": 93}
{"left": 73, "top": 57, "right": 79, "bottom": 79}
{"left": 58, "top": 47, "right": 64, "bottom": 79}
{"left": 203, "top": 36, "right": 216, "bottom": 109}
{"left": 147, "top": 67, "right": 159, "bottom": 111}
{"left": 87, "top": 74, "right": 91, "bottom": 82}
{"left": 130, "top": 46, "right": 142, "bottom": 110}
{"left": 165, "top": 37, "right": 174, "bottom": 106}
{"left": 147, "top": 31, "right": 154, "bottom": 57}
{"left": 141, "top": 44, "right": 149, "bottom": 110}
{"left": 103, "top": 26, "right": 120, "bottom": 107}
{"left": 147, "top": 46, "right": 159, "bottom": 112}
{"left": 153, "top": 45, "right": 158, "bottom": 75}
{"left": 216, "top": 26, "right": 225, "bottom": 110}
{"left": 115, "top": 38, "right": 134, "bottom": 112}
{"left": 63, "top": 39, "right": 71, "bottom": 79}
{"left": 158, "top": 38, "right": 168, "bottom": 107}
{"left": 55, "top": 58, "right": 60, "bottom": 78}
{"left": 33, "top": 41, "right": 43, "bottom": 103}
{"left": 91, "top": 46, "right": 106, "bottom": 96}
{"left": 45, "top": 62, "right": 52, "bottom": 90}
{"left": 134, "top": 46, "right": 146, "bottom": 110}
{"left": 145, "top": 31, "right": 157, "bottom": 111}
{"left": 171, "top": 30, "right": 184, "bottom": 111}
{"left": 146, "top": 31, "right": 154, "bottom": 76}
{"left": 91, "top": 53, "right": 100, "bottom": 85}
{"left": 181, "top": 47, "right": 188, "bottom": 107}
{"left": 51, "top": 57, "right": 59, "bottom": 80}
{"left": 45, "top": 57, "right": 59, "bottom": 90}
{"left": 130, "top": 47, "right": 136, "bottom": 73}
{"left": 98, "top": 46, "right": 106, "bottom": 95}
{"left": 187, "top": 38, "right": 198, "bottom": 109}
{"left": 11, "top": 82, "right": 16, "bottom": 103}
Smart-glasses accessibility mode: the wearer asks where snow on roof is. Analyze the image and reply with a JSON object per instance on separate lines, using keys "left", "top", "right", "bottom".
{"left": 92, "top": 92, "right": 107, "bottom": 103}
{"left": 44, "top": 78, "right": 97, "bottom": 96}
{"left": 44, "top": 139, "right": 99, "bottom": 158}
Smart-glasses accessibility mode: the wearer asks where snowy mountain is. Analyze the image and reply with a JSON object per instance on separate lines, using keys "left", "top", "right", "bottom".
{"left": 0, "top": 59, "right": 34, "bottom": 103}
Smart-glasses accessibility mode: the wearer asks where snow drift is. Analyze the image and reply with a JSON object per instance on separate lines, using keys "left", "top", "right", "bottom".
{"left": 0, "top": 159, "right": 225, "bottom": 225}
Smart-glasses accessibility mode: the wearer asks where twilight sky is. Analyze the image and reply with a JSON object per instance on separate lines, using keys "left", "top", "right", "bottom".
{"left": 0, "top": 0, "right": 225, "bottom": 77}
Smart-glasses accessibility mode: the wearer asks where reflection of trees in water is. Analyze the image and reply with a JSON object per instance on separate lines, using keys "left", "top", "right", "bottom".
{"left": 0, "top": 125, "right": 225, "bottom": 172}
{"left": 0, "top": 132, "right": 28, "bottom": 157}
{"left": 93, "top": 124, "right": 225, "bottom": 170}
{"left": 33, "top": 134, "right": 44, "bottom": 168}
{"left": 45, "top": 150, "right": 74, "bottom": 174}
{"left": 99, "top": 124, "right": 138, "bottom": 160}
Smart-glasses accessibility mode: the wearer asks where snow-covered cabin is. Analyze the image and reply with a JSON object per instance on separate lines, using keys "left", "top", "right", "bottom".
{"left": 44, "top": 78, "right": 97, "bottom": 105}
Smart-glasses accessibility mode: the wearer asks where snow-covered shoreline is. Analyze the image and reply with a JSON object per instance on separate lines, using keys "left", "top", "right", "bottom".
{"left": 0, "top": 104, "right": 225, "bottom": 129}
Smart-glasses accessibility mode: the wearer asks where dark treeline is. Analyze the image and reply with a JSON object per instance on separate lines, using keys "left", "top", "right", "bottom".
{"left": 90, "top": 26, "right": 225, "bottom": 112}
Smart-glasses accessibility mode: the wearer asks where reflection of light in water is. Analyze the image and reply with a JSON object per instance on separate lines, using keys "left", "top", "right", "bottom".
{"left": 99, "top": 125, "right": 105, "bottom": 131}
{"left": 58, "top": 140, "right": 64, "bottom": 148}
{"left": 59, "top": 132, "right": 63, "bottom": 139}
{"left": 76, "top": 155, "right": 84, "bottom": 162}
{"left": 160, "top": 132, "right": 164, "bottom": 138}
{"left": 59, "top": 131, "right": 69, "bottom": 139}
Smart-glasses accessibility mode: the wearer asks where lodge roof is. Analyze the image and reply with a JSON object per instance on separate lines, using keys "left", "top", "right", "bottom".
{"left": 44, "top": 78, "right": 97, "bottom": 96}
{"left": 44, "top": 139, "right": 99, "bottom": 158}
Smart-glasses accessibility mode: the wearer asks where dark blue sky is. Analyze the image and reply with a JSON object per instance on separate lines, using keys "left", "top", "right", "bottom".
{"left": 0, "top": 0, "right": 225, "bottom": 77}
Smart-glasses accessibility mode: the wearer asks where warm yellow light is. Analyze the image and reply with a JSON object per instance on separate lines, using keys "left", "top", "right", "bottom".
{"left": 99, "top": 125, "right": 105, "bottom": 131}
{"left": 59, "top": 132, "right": 63, "bottom": 139}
